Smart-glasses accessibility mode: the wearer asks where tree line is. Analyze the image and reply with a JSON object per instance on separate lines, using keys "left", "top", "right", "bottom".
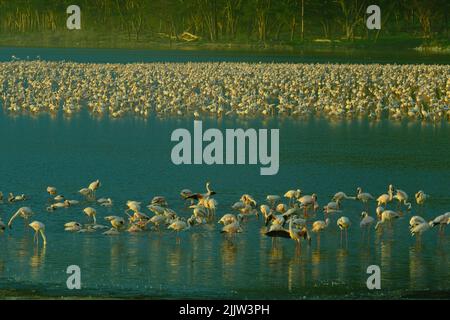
{"left": 0, "top": 0, "right": 448, "bottom": 44}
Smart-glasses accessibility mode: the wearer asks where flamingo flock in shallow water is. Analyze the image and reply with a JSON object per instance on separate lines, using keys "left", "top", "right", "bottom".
{"left": 0, "top": 179, "right": 448, "bottom": 253}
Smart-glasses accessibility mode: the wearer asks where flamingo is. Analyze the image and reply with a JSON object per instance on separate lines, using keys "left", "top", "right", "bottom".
{"left": 46, "top": 186, "right": 57, "bottom": 196}
{"left": 266, "top": 195, "right": 281, "bottom": 208}
{"left": 98, "top": 198, "right": 113, "bottom": 207}
{"left": 337, "top": 216, "right": 351, "bottom": 247}
{"left": 8, "top": 207, "right": 35, "bottom": 229}
{"left": 8, "top": 193, "right": 27, "bottom": 203}
{"left": 64, "top": 222, "right": 82, "bottom": 232}
{"left": 148, "top": 214, "right": 167, "bottom": 231}
{"left": 429, "top": 212, "right": 450, "bottom": 234}
{"left": 393, "top": 188, "right": 412, "bottom": 211}
{"left": 332, "top": 191, "right": 355, "bottom": 203}
{"left": 298, "top": 193, "right": 318, "bottom": 218}
{"left": 29, "top": 221, "right": 47, "bottom": 246}
{"left": 410, "top": 222, "right": 431, "bottom": 244}
{"left": 311, "top": 218, "right": 330, "bottom": 247}
{"left": 288, "top": 218, "right": 311, "bottom": 253}
{"left": 88, "top": 179, "right": 101, "bottom": 198}
{"left": 356, "top": 187, "right": 374, "bottom": 210}
{"left": 374, "top": 208, "right": 400, "bottom": 231}
{"left": 105, "top": 216, "right": 125, "bottom": 230}
{"left": 360, "top": 211, "right": 375, "bottom": 241}
{"left": 415, "top": 190, "right": 429, "bottom": 209}
{"left": 240, "top": 194, "right": 257, "bottom": 208}
{"left": 221, "top": 220, "right": 243, "bottom": 235}
{"left": 376, "top": 184, "right": 394, "bottom": 207}
{"left": 218, "top": 213, "right": 240, "bottom": 225}
{"left": 186, "top": 181, "right": 216, "bottom": 204}
{"left": 83, "top": 207, "right": 97, "bottom": 224}
{"left": 323, "top": 201, "right": 341, "bottom": 217}
{"left": 284, "top": 189, "right": 301, "bottom": 206}
{"left": 150, "top": 196, "right": 168, "bottom": 207}
{"left": 168, "top": 219, "right": 192, "bottom": 244}
{"left": 126, "top": 200, "right": 141, "bottom": 215}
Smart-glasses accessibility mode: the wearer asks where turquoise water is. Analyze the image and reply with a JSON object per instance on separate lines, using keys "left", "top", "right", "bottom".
{"left": 0, "top": 110, "right": 449, "bottom": 299}
{"left": 0, "top": 48, "right": 449, "bottom": 299}
{"left": 1, "top": 47, "right": 450, "bottom": 64}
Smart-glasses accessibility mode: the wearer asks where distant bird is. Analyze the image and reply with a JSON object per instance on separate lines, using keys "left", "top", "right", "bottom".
{"left": 288, "top": 218, "right": 311, "bottom": 252}
{"left": 409, "top": 216, "right": 426, "bottom": 229}
{"left": 337, "top": 216, "right": 351, "bottom": 247}
{"left": 311, "top": 218, "right": 330, "bottom": 246}
{"left": 105, "top": 216, "right": 125, "bottom": 230}
{"left": 54, "top": 195, "right": 64, "bottom": 202}
{"left": 221, "top": 220, "right": 243, "bottom": 235}
{"left": 240, "top": 194, "right": 257, "bottom": 208}
{"left": 186, "top": 182, "right": 216, "bottom": 204}
{"left": 0, "top": 219, "right": 6, "bottom": 234}
{"left": 332, "top": 191, "right": 355, "bottom": 203}
{"left": 323, "top": 201, "right": 341, "bottom": 217}
{"left": 148, "top": 214, "right": 167, "bottom": 231}
{"left": 393, "top": 188, "right": 412, "bottom": 211}
{"left": 168, "top": 219, "right": 192, "bottom": 243}
{"left": 219, "top": 213, "right": 239, "bottom": 225}
{"left": 126, "top": 201, "right": 141, "bottom": 215}
{"left": 83, "top": 207, "right": 97, "bottom": 224}
{"left": 298, "top": 193, "right": 318, "bottom": 217}
{"left": 88, "top": 179, "right": 101, "bottom": 199}
{"left": 98, "top": 198, "right": 113, "bottom": 207}
{"left": 377, "top": 184, "right": 394, "bottom": 207}
{"left": 284, "top": 189, "right": 301, "bottom": 206}
{"left": 79, "top": 188, "right": 93, "bottom": 200}
{"left": 64, "top": 222, "right": 82, "bottom": 232}
{"left": 46, "top": 186, "right": 57, "bottom": 196}
{"left": 356, "top": 187, "right": 374, "bottom": 210}
{"left": 8, "top": 193, "right": 27, "bottom": 203}
{"left": 8, "top": 207, "right": 35, "bottom": 229}
{"left": 375, "top": 208, "right": 400, "bottom": 231}
{"left": 360, "top": 211, "right": 375, "bottom": 241}
{"left": 415, "top": 190, "right": 429, "bottom": 207}
{"left": 266, "top": 195, "right": 281, "bottom": 208}
{"left": 429, "top": 212, "right": 450, "bottom": 234}
{"left": 260, "top": 205, "right": 272, "bottom": 225}
{"left": 29, "top": 221, "right": 47, "bottom": 246}
{"left": 410, "top": 222, "right": 431, "bottom": 241}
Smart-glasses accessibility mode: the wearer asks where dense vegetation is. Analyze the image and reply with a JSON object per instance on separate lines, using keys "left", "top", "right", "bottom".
{"left": 0, "top": 0, "right": 448, "bottom": 49}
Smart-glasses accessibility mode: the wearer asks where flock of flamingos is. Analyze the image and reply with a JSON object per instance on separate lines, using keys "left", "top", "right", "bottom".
{"left": 0, "top": 180, "right": 448, "bottom": 251}
{"left": 0, "top": 60, "right": 448, "bottom": 121}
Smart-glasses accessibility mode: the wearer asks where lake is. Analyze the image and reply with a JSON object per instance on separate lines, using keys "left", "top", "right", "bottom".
{"left": 0, "top": 48, "right": 449, "bottom": 299}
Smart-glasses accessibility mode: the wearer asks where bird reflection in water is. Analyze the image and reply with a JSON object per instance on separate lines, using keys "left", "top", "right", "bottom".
{"left": 408, "top": 245, "right": 427, "bottom": 290}
{"left": 287, "top": 256, "right": 306, "bottom": 292}
{"left": 30, "top": 245, "right": 46, "bottom": 279}
{"left": 311, "top": 249, "right": 322, "bottom": 283}
{"left": 167, "top": 245, "right": 183, "bottom": 284}
{"left": 335, "top": 248, "right": 349, "bottom": 281}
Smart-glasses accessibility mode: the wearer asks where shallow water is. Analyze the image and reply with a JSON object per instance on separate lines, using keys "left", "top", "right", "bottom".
{"left": 0, "top": 110, "right": 449, "bottom": 299}
{"left": 1, "top": 47, "right": 450, "bottom": 64}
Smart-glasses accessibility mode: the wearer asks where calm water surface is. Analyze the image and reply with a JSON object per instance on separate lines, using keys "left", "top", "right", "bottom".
{"left": 0, "top": 48, "right": 449, "bottom": 299}
{"left": 0, "top": 111, "right": 449, "bottom": 299}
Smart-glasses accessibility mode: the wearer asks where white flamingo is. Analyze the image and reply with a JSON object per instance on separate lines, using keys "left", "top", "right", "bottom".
{"left": 337, "top": 216, "right": 351, "bottom": 247}
{"left": 29, "top": 221, "right": 47, "bottom": 246}
{"left": 8, "top": 207, "right": 35, "bottom": 229}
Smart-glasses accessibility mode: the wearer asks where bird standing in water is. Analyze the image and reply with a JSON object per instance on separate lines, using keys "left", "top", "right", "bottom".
{"left": 29, "top": 221, "right": 47, "bottom": 246}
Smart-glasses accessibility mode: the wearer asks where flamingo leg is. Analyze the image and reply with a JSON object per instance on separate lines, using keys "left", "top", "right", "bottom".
{"left": 345, "top": 229, "right": 348, "bottom": 248}
{"left": 317, "top": 234, "right": 321, "bottom": 249}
